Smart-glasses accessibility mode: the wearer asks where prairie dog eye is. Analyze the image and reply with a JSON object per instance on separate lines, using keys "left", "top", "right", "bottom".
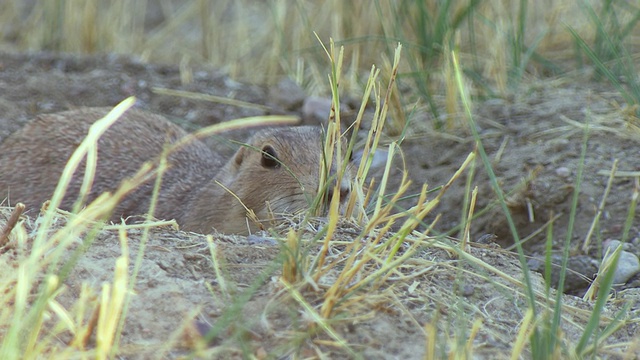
{"left": 261, "top": 145, "right": 280, "bottom": 169}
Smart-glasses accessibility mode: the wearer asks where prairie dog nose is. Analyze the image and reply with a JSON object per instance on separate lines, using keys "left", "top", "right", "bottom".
{"left": 327, "top": 176, "right": 351, "bottom": 203}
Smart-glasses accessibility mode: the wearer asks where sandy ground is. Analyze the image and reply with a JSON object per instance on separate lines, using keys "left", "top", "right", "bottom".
{"left": 0, "top": 51, "right": 639, "bottom": 358}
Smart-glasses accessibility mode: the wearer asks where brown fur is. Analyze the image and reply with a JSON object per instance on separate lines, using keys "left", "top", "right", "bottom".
{"left": 0, "top": 107, "right": 351, "bottom": 234}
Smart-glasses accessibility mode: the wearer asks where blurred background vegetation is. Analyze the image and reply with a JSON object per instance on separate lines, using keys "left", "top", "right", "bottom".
{"left": 1, "top": 0, "right": 639, "bottom": 122}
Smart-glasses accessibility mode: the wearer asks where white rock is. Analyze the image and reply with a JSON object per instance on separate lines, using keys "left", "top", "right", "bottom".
{"left": 602, "top": 242, "right": 640, "bottom": 284}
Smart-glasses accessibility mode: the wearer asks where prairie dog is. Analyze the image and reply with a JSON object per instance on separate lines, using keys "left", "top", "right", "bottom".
{"left": 0, "top": 107, "right": 352, "bottom": 234}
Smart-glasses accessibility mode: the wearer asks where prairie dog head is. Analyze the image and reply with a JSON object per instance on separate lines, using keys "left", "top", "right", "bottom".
{"left": 222, "top": 126, "right": 353, "bottom": 230}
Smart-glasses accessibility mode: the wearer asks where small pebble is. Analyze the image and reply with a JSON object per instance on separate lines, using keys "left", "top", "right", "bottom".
{"left": 604, "top": 239, "right": 631, "bottom": 252}
{"left": 555, "top": 167, "right": 571, "bottom": 178}
{"left": 268, "top": 78, "right": 305, "bottom": 110}
{"left": 460, "top": 284, "right": 475, "bottom": 297}
{"left": 302, "top": 96, "right": 332, "bottom": 124}
{"left": 602, "top": 241, "right": 640, "bottom": 285}
{"left": 301, "top": 96, "right": 349, "bottom": 125}
{"left": 353, "top": 149, "right": 389, "bottom": 169}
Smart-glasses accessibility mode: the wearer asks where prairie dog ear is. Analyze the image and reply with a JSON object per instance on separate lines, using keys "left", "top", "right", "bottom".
{"left": 233, "top": 146, "right": 249, "bottom": 167}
